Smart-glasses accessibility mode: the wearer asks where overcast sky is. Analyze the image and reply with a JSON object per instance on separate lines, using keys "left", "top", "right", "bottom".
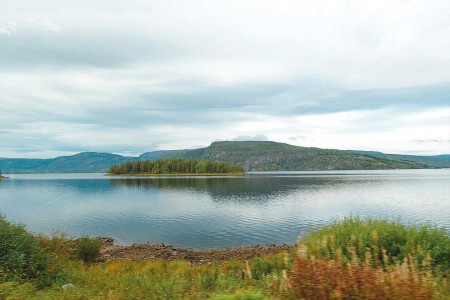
{"left": 1, "top": 0, "right": 449, "bottom": 158}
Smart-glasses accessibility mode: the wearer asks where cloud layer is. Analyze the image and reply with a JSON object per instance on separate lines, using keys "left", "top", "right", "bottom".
{"left": 1, "top": 0, "right": 449, "bottom": 157}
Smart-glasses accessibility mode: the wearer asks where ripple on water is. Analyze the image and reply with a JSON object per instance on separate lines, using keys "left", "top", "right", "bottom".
{"left": 0, "top": 171, "right": 449, "bottom": 248}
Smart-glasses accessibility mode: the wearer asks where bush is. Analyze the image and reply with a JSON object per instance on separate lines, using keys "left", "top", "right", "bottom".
{"left": 76, "top": 237, "right": 101, "bottom": 263}
{"left": 0, "top": 215, "right": 56, "bottom": 288}
{"left": 300, "top": 216, "right": 450, "bottom": 271}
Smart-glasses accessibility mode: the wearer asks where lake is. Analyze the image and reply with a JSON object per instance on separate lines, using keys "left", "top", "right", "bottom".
{"left": 0, "top": 169, "right": 449, "bottom": 248}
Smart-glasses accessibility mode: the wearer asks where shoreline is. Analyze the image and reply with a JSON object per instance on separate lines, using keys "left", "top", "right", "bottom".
{"left": 90, "top": 238, "right": 294, "bottom": 264}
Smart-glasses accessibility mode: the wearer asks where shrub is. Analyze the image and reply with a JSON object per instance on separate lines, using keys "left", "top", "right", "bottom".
{"left": 76, "top": 237, "right": 101, "bottom": 263}
{"left": 0, "top": 215, "right": 56, "bottom": 288}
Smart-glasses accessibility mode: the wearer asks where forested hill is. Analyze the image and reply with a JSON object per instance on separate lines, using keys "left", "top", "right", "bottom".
{"left": 0, "top": 152, "right": 133, "bottom": 174}
{"left": 1, "top": 141, "right": 445, "bottom": 173}
{"left": 140, "top": 141, "right": 431, "bottom": 171}
{"left": 350, "top": 151, "right": 450, "bottom": 168}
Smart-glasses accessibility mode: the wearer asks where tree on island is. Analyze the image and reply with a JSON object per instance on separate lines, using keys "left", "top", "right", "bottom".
{"left": 108, "top": 159, "right": 244, "bottom": 175}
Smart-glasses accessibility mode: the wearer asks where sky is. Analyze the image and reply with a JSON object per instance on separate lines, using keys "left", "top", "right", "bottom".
{"left": 1, "top": 0, "right": 449, "bottom": 158}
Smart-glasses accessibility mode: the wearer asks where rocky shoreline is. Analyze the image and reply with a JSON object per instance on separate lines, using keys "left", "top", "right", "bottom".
{"left": 95, "top": 238, "right": 294, "bottom": 264}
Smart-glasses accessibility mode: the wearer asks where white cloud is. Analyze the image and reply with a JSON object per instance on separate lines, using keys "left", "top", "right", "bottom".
{"left": 0, "top": 21, "right": 16, "bottom": 35}
{"left": 230, "top": 135, "right": 268, "bottom": 142}
{"left": 0, "top": 0, "right": 449, "bottom": 157}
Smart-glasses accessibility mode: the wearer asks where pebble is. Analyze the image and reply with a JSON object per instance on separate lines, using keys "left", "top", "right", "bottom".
{"left": 61, "top": 283, "right": 75, "bottom": 291}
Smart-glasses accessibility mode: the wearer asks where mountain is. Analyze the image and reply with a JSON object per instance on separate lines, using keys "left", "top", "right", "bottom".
{"left": 139, "top": 141, "right": 432, "bottom": 171}
{"left": 0, "top": 152, "right": 134, "bottom": 174}
{"left": 1, "top": 141, "right": 446, "bottom": 174}
{"left": 139, "top": 149, "right": 204, "bottom": 160}
{"left": 350, "top": 151, "right": 450, "bottom": 168}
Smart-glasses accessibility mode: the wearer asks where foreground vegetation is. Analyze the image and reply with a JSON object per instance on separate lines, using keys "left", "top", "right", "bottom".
{"left": 1, "top": 215, "right": 449, "bottom": 299}
{"left": 108, "top": 159, "right": 244, "bottom": 175}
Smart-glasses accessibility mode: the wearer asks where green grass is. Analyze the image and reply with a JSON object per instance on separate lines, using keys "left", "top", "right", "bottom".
{"left": 300, "top": 216, "right": 450, "bottom": 271}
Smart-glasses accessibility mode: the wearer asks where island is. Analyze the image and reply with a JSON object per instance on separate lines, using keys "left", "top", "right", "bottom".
{"left": 107, "top": 158, "right": 245, "bottom": 176}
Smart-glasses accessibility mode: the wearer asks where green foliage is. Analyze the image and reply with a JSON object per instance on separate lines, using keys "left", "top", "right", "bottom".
{"left": 0, "top": 215, "right": 57, "bottom": 288}
{"left": 108, "top": 158, "right": 244, "bottom": 175}
{"left": 300, "top": 216, "right": 450, "bottom": 271}
{"left": 76, "top": 237, "right": 101, "bottom": 263}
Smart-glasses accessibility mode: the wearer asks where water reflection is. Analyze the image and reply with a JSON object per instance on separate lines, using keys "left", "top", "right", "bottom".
{"left": 109, "top": 176, "right": 350, "bottom": 201}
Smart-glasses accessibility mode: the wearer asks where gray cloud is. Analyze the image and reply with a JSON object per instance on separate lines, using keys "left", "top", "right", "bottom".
{"left": 1, "top": 0, "right": 450, "bottom": 157}
{"left": 289, "top": 135, "right": 308, "bottom": 141}
{"left": 414, "top": 139, "right": 450, "bottom": 144}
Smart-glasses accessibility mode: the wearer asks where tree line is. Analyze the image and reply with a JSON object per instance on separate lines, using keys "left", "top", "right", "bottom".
{"left": 108, "top": 159, "right": 244, "bottom": 175}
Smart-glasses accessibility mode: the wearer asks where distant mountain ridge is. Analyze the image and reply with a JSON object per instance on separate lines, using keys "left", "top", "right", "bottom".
{"left": 1, "top": 141, "right": 448, "bottom": 174}
{"left": 350, "top": 151, "right": 450, "bottom": 168}
{"left": 0, "top": 152, "right": 134, "bottom": 174}
{"left": 141, "top": 141, "right": 437, "bottom": 171}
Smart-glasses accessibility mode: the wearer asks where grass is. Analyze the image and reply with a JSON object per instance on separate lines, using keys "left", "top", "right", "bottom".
{"left": 0, "top": 215, "right": 449, "bottom": 299}
{"left": 299, "top": 216, "right": 450, "bottom": 271}
{"left": 287, "top": 245, "right": 438, "bottom": 299}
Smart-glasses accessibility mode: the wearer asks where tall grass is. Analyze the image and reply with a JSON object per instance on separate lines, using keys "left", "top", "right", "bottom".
{"left": 0, "top": 259, "right": 275, "bottom": 299}
{"left": 286, "top": 245, "right": 436, "bottom": 299}
{"left": 299, "top": 216, "right": 450, "bottom": 271}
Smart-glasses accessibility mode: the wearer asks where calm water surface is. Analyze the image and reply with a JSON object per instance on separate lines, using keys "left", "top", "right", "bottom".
{"left": 0, "top": 169, "right": 449, "bottom": 248}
